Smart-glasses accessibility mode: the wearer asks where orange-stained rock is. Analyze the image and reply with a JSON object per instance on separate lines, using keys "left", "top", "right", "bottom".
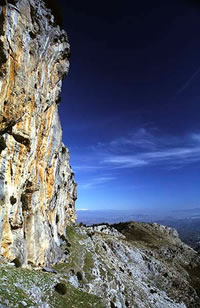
{"left": 0, "top": 0, "right": 77, "bottom": 266}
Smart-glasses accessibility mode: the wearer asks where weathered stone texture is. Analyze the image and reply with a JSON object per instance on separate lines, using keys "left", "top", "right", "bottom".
{"left": 0, "top": 0, "right": 77, "bottom": 266}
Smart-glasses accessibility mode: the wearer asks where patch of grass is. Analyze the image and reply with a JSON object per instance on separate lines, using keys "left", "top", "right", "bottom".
{"left": 99, "top": 267, "right": 107, "bottom": 279}
{"left": 49, "top": 283, "right": 104, "bottom": 308}
{"left": 66, "top": 226, "right": 86, "bottom": 242}
{"left": 83, "top": 252, "right": 95, "bottom": 282}
{"left": 112, "top": 222, "right": 169, "bottom": 250}
{"left": 53, "top": 227, "right": 96, "bottom": 284}
{"left": 0, "top": 265, "right": 104, "bottom": 308}
{"left": 0, "top": 267, "right": 44, "bottom": 307}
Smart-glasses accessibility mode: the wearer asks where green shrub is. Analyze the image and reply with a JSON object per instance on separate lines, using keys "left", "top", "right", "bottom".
{"left": 13, "top": 257, "right": 22, "bottom": 268}
{"left": 76, "top": 271, "right": 83, "bottom": 281}
{"left": 54, "top": 282, "right": 67, "bottom": 295}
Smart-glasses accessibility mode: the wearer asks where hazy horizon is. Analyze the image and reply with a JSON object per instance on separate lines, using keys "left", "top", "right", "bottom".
{"left": 76, "top": 207, "right": 200, "bottom": 223}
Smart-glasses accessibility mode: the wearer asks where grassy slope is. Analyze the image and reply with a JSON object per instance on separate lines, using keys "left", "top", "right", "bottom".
{"left": 0, "top": 265, "right": 104, "bottom": 307}
{"left": 0, "top": 226, "right": 104, "bottom": 308}
{"left": 53, "top": 226, "right": 96, "bottom": 283}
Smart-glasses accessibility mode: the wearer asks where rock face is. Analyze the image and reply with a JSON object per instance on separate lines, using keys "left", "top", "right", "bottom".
{"left": 54, "top": 223, "right": 200, "bottom": 308}
{"left": 0, "top": 0, "right": 77, "bottom": 266}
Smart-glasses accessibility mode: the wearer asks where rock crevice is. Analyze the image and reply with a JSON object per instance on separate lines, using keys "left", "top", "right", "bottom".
{"left": 0, "top": 0, "right": 76, "bottom": 266}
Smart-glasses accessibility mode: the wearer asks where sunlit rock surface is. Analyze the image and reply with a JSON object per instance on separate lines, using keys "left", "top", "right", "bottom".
{"left": 0, "top": 0, "right": 76, "bottom": 266}
{"left": 55, "top": 222, "right": 200, "bottom": 308}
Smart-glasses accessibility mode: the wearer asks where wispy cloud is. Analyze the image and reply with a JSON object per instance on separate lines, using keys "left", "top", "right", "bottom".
{"left": 175, "top": 65, "right": 200, "bottom": 96}
{"left": 94, "top": 128, "right": 157, "bottom": 152}
{"left": 103, "top": 146, "right": 200, "bottom": 168}
{"left": 79, "top": 176, "right": 116, "bottom": 190}
{"left": 102, "top": 130, "right": 200, "bottom": 169}
{"left": 103, "top": 156, "right": 149, "bottom": 168}
{"left": 73, "top": 165, "right": 104, "bottom": 171}
{"left": 76, "top": 208, "right": 88, "bottom": 211}
{"left": 72, "top": 129, "right": 200, "bottom": 172}
{"left": 191, "top": 133, "right": 200, "bottom": 142}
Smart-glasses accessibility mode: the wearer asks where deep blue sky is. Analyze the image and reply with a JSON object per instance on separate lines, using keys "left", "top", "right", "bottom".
{"left": 57, "top": 0, "right": 200, "bottom": 211}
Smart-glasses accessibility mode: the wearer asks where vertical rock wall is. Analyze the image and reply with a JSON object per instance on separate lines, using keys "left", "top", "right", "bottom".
{"left": 0, "top": 0, "right": 77, "bottom": 266}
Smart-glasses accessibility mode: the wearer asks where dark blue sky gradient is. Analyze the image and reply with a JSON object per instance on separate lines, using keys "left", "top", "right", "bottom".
{"left": 57, "top": 0, "right": 200, "bottom": 210}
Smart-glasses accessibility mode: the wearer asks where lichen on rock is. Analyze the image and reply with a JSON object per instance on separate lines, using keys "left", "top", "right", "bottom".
{"left": 0, "top": 0, "right": 77, "bottom": 266}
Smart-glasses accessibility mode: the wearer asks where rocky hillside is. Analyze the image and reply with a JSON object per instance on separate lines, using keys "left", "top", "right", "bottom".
{"left": 0, "top": 0, "right": 76, "bottom": 267}
{"left": 0, "top": 222, "right": 199, "bottom": 307}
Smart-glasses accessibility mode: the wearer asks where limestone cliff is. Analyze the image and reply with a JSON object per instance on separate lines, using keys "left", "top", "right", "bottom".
{"left": 0, "top": 0, "right": 77, "bottom": 266}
